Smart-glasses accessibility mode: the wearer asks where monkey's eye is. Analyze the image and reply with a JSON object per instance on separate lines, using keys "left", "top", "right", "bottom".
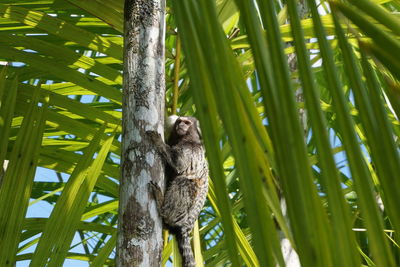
{"left": 184, "top": 121, "right": 191, "bottom": 125}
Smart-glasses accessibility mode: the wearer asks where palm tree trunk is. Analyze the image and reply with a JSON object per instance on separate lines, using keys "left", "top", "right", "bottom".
{"left": 0, "top": 160, "right": 7, "bottom": 186}
{"left": 281, "top": 1, "right": 309, "bottom": 266}
{"left": 117, "top": 0, "right": 166, "bottom": 266}
{"left": 288, "top": 0, "right": 309, "bottom": 137}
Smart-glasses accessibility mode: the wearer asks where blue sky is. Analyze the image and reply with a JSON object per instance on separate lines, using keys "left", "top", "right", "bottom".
{"left": 19, "top": 167, "right": 90, "bottom": 267}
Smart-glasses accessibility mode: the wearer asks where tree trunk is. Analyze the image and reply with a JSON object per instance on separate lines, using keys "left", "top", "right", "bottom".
{"left": 280, "top": 1, "right": 309, "bottom": 266}
{"left": 0, "top": 160, "right": 8, "bottom": 186}
{"left": 117, "top": 0, "right": 166, "bottom": 266}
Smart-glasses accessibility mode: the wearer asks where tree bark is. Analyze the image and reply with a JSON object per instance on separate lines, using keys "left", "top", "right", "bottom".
{"left": 117, "top": 0, "right": 166, "bottom": 266}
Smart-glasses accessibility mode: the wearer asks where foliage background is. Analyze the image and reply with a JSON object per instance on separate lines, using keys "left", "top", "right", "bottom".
{"left": 0, "top": 0, "right": 399, "bottom": 266}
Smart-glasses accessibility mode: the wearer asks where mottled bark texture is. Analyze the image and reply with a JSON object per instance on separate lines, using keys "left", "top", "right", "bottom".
{"left": 117, "top": 0, "right": 166, "bottom": 266}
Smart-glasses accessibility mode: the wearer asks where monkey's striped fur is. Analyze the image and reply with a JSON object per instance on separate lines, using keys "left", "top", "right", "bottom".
{"left": 148, "top": 116, "right": 208, "bottom": 267}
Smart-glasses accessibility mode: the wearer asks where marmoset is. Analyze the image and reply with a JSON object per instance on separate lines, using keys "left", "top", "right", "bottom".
{"left": 147, "top": 116, "right": 208, "bottom": 267}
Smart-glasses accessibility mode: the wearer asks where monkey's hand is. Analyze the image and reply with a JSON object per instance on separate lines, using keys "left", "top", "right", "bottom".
{"left": 146, "top": 130, "right": 164, "bottom": 146}
{"left": 146, "top": 131, "right": 176, "bottom": 169}
{"left": 148, "top": 181, "right": 164, "bottom": 216}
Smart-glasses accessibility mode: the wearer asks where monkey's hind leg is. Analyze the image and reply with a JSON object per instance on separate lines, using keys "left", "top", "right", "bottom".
{"left": 148, "top": 181, "right": 164, "bottom": 217}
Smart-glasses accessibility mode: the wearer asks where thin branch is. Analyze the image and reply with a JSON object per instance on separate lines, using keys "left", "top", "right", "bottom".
{"left": 172, "top": 36, "right": 181, "bottom": 115}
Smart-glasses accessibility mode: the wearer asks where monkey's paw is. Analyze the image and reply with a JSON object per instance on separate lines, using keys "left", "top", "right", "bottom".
{"left": 148, "top": 181, "right": 161, "bottom": 193}
{"left": 145, "top": 130, "right": 162, "bottom": 144}
{"left": 148, "top": 181, "right": 164, "bottom": 216}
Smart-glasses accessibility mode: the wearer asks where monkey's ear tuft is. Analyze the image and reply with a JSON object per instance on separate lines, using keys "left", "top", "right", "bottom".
{"left": 165, "top": 115, "right": 179, "bottom": 138}
{"left": 196, "top": 120, "right": 203, "bottom": 140}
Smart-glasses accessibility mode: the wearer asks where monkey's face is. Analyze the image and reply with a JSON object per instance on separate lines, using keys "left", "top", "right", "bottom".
{"left": 175, "top": 117, "right": 193, "bottom": 136}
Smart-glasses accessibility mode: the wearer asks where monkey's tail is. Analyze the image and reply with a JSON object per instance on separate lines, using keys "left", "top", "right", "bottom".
{"left": 175, "top": 230, "right": 195, "bottom": 267}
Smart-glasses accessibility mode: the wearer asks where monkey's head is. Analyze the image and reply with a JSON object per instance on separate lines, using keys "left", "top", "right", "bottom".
{"left": 175, "top": 117, "right": 194, "bottom": 136}
{"left": 168, "top": 116, "right": 202, "bottom": 145}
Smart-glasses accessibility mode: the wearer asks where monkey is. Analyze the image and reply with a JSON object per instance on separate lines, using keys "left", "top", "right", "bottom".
{"left": 147, "top": 116, "right": 208, "bottom": 267}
